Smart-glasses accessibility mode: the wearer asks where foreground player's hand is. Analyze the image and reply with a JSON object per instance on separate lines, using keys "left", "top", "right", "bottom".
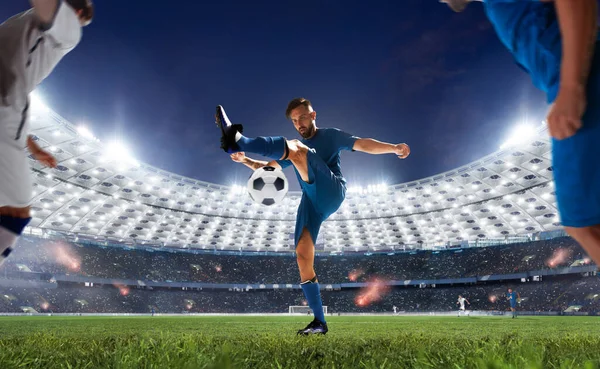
{"left": 33, "top": 149, "right": 57, "bottom": 168}
{"left": 394, "top": 143, "right": 410, "bottom": 159}
{"left": 230, "top": 152, "right": 246, "bottom": 163}
{"left": 547, "top": 85, "right": 585, "bottom": 140}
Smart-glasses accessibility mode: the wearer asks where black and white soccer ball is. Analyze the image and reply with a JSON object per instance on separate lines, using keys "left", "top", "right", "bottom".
{"left": 247, "top": 166, "right": 288, "bottom": 206}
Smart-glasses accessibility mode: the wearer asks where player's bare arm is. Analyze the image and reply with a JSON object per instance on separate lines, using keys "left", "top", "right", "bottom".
{"left": 27, "top": 135, "right": 57, "bottom": 168}
{"left": 230, "top": 152, "right": 282, "bottom": 171}
{"left": 352, "top": 138, "right": 410, "bottom": 159}
{"left": 30, "top": 0, "right": 60, "bottom": 26}
{"left": 547, "top": 0, "right": 597, "bottom": 140}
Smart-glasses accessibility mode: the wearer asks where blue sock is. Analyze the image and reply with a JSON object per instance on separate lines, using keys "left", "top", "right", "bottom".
{"left": 236, "top": 135, "right": 287, "bottom": 160}
{"left": 301, "top": 281, "right": 326, "bottom": 324}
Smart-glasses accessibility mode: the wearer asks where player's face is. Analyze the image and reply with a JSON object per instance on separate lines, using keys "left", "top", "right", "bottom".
{"left": 508, "top": 289, "right": 512, "bottom": 293}
{"left": 289, "top": 105, "right": 317, "bottom": 139}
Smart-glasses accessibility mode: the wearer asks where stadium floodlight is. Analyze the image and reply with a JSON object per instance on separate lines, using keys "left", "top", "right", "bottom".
{"left": 76, "top": 125, "right": 96, "bottom": 140}
{"left": 30, "top": 90, "right": 49, "bottom": 113}
{"left": 105, "top": 141, "right": 140, "bottom": 167}
{"left": 500, "top": 123, "right": 537, "bottom": 150}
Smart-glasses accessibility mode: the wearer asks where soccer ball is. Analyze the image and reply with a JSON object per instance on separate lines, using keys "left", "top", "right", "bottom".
{"left": 247, "top": 166, "right": 288, "bottom": 206}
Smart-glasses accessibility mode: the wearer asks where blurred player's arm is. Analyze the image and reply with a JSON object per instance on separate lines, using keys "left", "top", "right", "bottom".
{"left": 30, "top": 0, "right": 60, "bottom": 27}
{"left": 554, "top": 0, "right": 597, "bottom": 90}
{"left": 230, "top": 152, "right": 282, "bottom": 171}
{"left": 27, "top": 136, "right": 57, "bottom": 168}
{"left": 546, "top": 0, "right": 597, "bottom": 139}
{"left": 27, "top": 135, "right": 44, "bottom": 156}
{"left": 352, "top": 138, "right": 410, "bottom": 159}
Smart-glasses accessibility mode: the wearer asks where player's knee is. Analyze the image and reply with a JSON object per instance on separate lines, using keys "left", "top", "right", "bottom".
{"left": 0, "top": 214, "right": 31, "bottom": 235}
{"left": 296, "top": 251, "right": 310, "bottom": 264}
{"left": 286, "top": 139, "right": 309, "bottom": 161}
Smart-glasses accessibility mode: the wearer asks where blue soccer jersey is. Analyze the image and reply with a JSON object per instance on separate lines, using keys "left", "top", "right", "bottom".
{"left": 277, "top": 128, "right": 359, "bottom": 246}
{"left": 276, "top": 128, "right": 358, "bottom": 184}
{"left": 483, "top": 0, "right": 562, "bottom": 102}
{"left": 507, "top": 291, "right": 518, "bottom": 306}
{"left": 482, "top": 0, "right": 600, "bottom": 228}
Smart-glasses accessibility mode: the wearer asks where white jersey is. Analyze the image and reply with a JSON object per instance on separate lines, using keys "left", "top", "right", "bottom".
{"left": 0, "top": 2, "right": 81, "bottom": 207}
{"left": 458, "top": 297, "right": 466, "bottom": 310}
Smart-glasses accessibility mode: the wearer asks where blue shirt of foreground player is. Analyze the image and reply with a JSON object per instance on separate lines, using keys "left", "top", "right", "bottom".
{"left": 482, "top": 0, "right": 561, "bottom": 102}
{"left": 482, "top": 0, "right": 600, "bottom": 103}
{"left": 276, "top": 128, "right": 358, "bottom": 185}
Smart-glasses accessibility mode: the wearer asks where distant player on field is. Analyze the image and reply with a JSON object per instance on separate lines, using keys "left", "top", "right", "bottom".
{"left": 457, "top": 295, "right": 470, "bottom": 317}
{"left": 440, "top": 0, "right": 600, "bottom": 265}
{"left": 0, "top": 0, "right": 93, "bottom": 266}
{"left": 393, "top": 305, "right": 398, "bottom": 315}
{"left": 218, "top": 98, "right": 410, "bottom": 335}
{"left": 506, "top": 288, "right": 520, "bottom": 318}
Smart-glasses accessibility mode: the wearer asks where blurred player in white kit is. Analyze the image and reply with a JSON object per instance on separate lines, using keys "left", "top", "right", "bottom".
{"left": 0, "top": 0, "right": 93, "bottom": 265}
{"left": 457, "top": 295, "right": 470, "bottom": 317}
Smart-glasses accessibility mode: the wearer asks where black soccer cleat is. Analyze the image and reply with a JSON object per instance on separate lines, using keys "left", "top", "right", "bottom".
{"left": 296, "top": 318, "right": 328, "bottom": 336}
{"left": 215, "top": 105, "right": 244, "bottom": 153}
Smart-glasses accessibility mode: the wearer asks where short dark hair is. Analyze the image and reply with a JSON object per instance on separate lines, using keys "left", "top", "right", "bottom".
{"left": 285, "top": 98, "right": 312, "bottom": 119}
{"left": 66, "top": 0, "right": 94, "bottom": 24}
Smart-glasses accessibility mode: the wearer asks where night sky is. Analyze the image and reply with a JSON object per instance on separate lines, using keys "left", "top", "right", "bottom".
{"left": 1, "top": 1, "right": 548, "bottom": 191}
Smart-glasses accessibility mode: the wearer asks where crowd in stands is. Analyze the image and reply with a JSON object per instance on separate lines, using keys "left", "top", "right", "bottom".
{"left": 0, "top": 235, "right": 597, "bottom": 314}
{"left": 0, "top": 275, "right": 598, "bottom": 314}
{"left": 2, "top": 236, "right": 589, "bottom": 284}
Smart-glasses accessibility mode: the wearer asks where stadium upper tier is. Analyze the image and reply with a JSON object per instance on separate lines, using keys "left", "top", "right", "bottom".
{"left": 26, "top": 97, "right": 558, "bottom": 252}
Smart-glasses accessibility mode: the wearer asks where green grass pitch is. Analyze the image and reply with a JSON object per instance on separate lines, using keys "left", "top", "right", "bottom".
{"left": 0, "top": 315, "right": 599, "bottom": 368}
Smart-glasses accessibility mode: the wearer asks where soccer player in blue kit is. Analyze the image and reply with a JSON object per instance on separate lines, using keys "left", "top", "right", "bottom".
{"left": 217, "top": 98, "right": 410, "bottom": 334}
{"left": 439, "top": 0, "right": 600, "bottom": 265}
{"left": 506, "top": 288, "right": 520, "bottom": 318}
